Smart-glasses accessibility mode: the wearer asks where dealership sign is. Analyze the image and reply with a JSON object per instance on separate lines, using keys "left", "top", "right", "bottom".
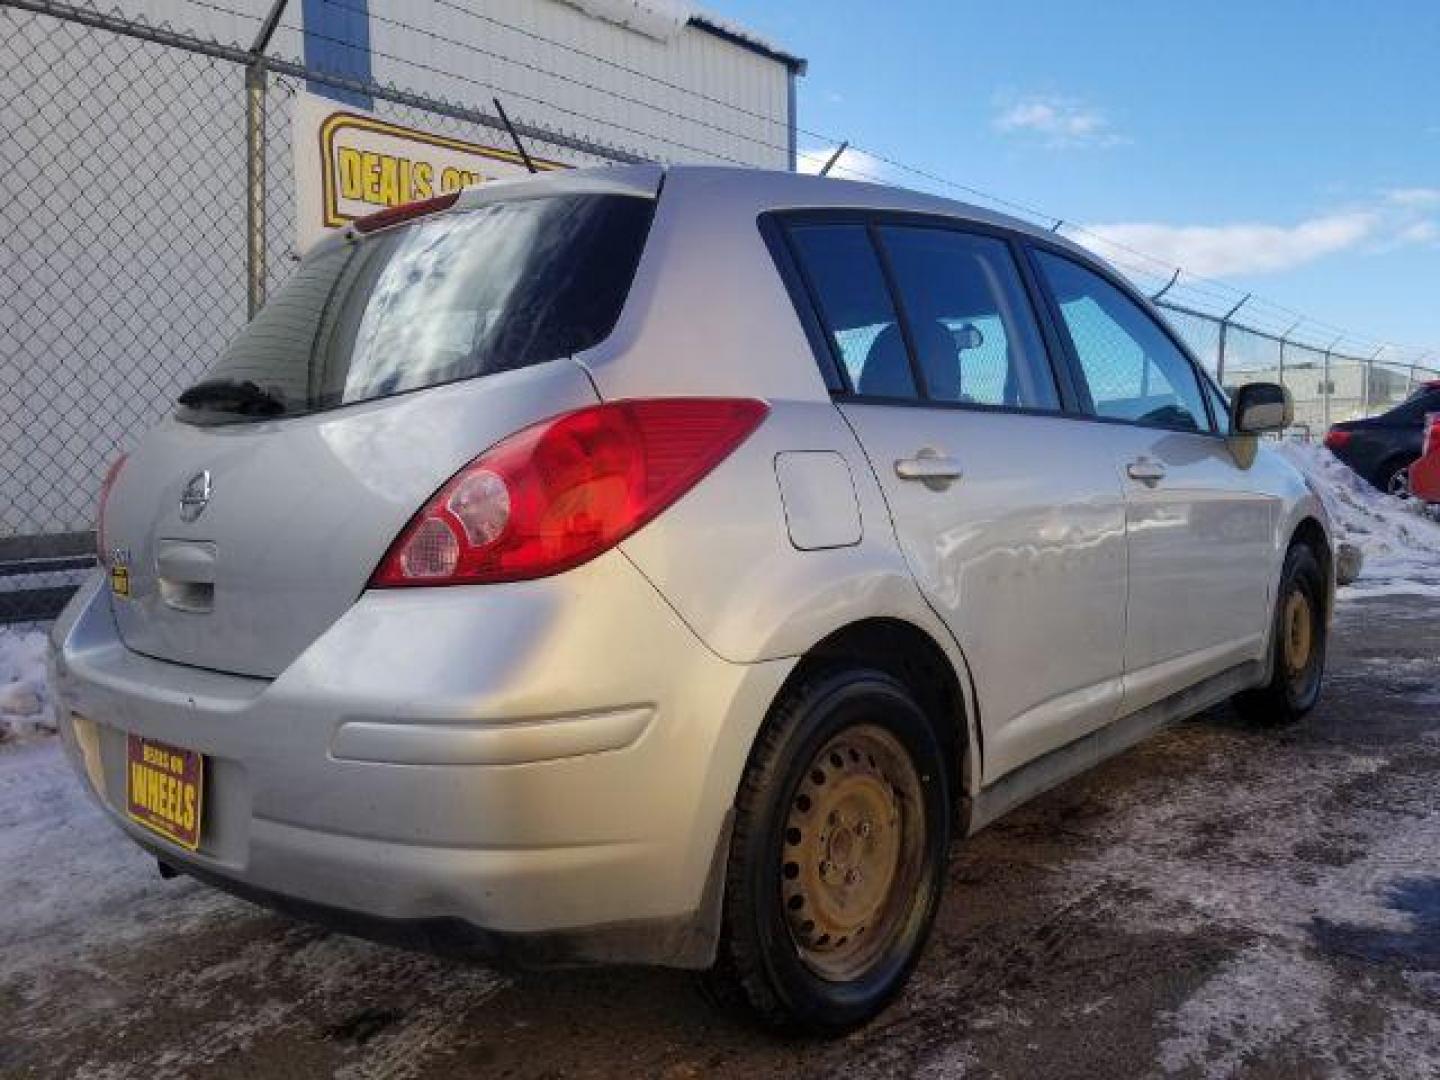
{"left": 293, "top": 91, "right": 565, "bottom": 250}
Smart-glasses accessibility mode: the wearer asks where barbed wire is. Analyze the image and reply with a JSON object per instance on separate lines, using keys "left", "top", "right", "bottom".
{"left": 144, "top": 0, "right": 1436, "bottom": 359}
{"left": 327, "top": 0, "right": 798, "bottom": 131}
{"left": 31, "top": 0, "right": 1440, "bottom": 362}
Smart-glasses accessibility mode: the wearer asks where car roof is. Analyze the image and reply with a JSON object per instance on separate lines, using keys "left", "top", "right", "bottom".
{"left": 453, "top": 163, "right": 1102, "bottom": 265}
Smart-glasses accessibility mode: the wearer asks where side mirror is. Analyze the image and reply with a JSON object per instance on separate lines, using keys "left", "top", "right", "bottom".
{"left": 1231, "top": 382, "right": 1293, "bottom": 434}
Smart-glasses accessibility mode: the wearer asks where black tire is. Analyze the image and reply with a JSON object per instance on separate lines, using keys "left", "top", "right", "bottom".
{"left": 706, "top": 667, "right": 951, "bottom": 1035}
{"left": 1233, "top": 544, "right": 1327, "bottom": 725}
{"left": 1378, "top": 457, "right": 1413, "bottom": 499}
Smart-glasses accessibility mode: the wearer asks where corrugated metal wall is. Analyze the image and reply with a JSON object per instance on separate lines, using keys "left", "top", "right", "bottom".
{"left": 363, "top": 0, "right": 793, "bottom": 168}
{"left": 99, "top": 0, "right": 795, "bottom": 168}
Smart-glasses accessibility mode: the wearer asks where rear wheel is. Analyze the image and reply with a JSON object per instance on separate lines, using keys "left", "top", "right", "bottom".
{"left": 708, "top": 668, "right": 950, "bottom": 1035}
{"left": 1233, "top": 544, "right": 1327, "bottom": 725}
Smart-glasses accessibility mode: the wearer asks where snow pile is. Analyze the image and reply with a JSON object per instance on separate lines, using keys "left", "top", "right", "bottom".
{"left": 0, "top": 630, "right": 53, "bottom": 740}
{"left": 1275, "top": 440, "right": 1440, "bottom": 599}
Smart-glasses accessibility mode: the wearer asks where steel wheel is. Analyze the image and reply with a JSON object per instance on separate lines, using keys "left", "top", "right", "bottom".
{"left": 1281, "top": 589, "right": 1315, "bottom": 679}
{"left": 1233, "top": 543, "right": 1327, "bottom": 725}
{"left": 779, "top": 724, "right": 926, "bottom": 982}
{"left": 709, "top": 668, "right": 950, "bottom": 1033}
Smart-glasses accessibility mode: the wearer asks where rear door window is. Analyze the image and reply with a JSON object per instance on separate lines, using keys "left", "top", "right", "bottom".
{"left": 787, "top": 225, "right": 917, "bottom": 400}
{"left": 876, "top": 226, "right": 1060, "bottom": 410}
{"left": 1035, "top": 250, "right": 1211, "bottom": 432}
{"left": 177, "top": 194, "right": 654, "bottom": 424}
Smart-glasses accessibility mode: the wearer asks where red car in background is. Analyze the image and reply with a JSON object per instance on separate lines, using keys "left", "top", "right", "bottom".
{"left": 1324, "top": 381, "right": 1440, "bottom": 498}
{"left": 1409, "top": 413, "right": 1440, "bottom": 503}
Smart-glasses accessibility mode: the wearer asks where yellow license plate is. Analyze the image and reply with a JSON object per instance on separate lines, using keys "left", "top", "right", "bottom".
{"left": 126, "top": 734, "right": 204, "bottom": 851}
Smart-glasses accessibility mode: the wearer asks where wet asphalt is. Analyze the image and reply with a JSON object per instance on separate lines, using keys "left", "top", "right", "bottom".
{"left": 2, "top": 592, "right": 1437, "bottom": 1079}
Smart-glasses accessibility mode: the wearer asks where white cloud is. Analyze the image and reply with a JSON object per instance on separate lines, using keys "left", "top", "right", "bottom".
{"left": 1391, "top": 219, "right": 1440, "bottom": 246}
{"left": 1385, "top": 187, "right": 1440, "bottom": 207}
{"left": 795, "top": 144, "right": 900, "bottom": 183}
{"left": 1080, "top": 188, "right": 1440, "bottom": 279}
{"left": 1078, "top": 213, "right": 1378, "bottom": 277}
{"left": 993, "top": 95, "right": 1121, "bottom": 148}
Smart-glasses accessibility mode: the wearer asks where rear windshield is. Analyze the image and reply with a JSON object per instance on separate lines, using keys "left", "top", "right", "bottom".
{"left": 177, "top": 194, "right": 654, "bottom": 424}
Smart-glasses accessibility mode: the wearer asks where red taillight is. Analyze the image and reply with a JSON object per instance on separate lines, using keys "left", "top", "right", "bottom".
{"left": 351, "top": 191, "right": 460, "bottom": 235}
{"left": 371, "top": 398, "right": 769, "bottom": 587}
{"left": 96, "top": 452, "right": 129, "bottom": 566}
{"left": 1323, "top": 428, "right": 1352, "bottom": 450}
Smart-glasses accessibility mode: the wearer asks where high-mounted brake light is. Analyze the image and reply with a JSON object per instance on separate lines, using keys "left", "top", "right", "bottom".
{"left": 97, "top": 452, "right": 129, "bottom": 566}
{"left": 371, "top": 398, "right": 769, "bottom": 587}
{"left": 1323, "top": 428, "right": 1352, "bottom": 450}
{"left": 351, "top": 191, "right": 460, "bottom": 235}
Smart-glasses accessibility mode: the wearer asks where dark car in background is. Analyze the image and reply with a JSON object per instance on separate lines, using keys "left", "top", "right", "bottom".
{"left": 1325, "top": 381, "right": 1440, "bottom": 497}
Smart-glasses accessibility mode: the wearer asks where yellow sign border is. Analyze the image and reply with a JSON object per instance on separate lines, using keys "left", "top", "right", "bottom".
{"left": 318, "top": 111, "right": 563, "bottom": 227}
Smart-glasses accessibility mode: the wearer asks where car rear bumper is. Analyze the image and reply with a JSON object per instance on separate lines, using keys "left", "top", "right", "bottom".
{"left": 49, "top": 560, "right": 792, "bottom": 968}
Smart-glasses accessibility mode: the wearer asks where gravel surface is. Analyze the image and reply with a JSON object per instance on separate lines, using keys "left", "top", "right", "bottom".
{"left": 3, "top": 591, "right": 1438, "bottom": 1079}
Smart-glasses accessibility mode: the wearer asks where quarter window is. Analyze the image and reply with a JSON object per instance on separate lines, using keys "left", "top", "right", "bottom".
{"left": 878, "top": 226, "right": 1060, "bottom": 410}
{"left": 788, "top": 225, "right": 917, "bottom": 399}
{"left": 1036, "top": 251, "right": 1210, "bottom": 432}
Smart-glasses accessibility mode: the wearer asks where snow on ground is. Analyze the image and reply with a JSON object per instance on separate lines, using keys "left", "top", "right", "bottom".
{"left": 0, "top": 628, "right": 52, "bottom": 741}
{"left": 1275, "top": 440, "right": 1440, "bottom": 599}
{"left": 0, "top": 737, "right": 509, "bottom": 1079}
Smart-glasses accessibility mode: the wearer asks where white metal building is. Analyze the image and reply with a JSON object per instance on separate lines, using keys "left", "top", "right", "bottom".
{"left": 109, "top": 0, "right": 804, "bottom": 168}
{"left": 0, "top": 0, "right": 803, "bottom": 618}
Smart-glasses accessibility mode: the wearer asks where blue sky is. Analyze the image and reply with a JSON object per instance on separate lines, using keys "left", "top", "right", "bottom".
{"left": 721, "top": 1, "right": 1440, "bottom": 356}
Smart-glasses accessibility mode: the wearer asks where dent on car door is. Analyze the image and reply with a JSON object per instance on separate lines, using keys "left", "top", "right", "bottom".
{"left": 782, "top": 218, "right": 1128, "bottom": 782}
{"left": 1032, "top": 249, "right": 1273, "bottom": 714}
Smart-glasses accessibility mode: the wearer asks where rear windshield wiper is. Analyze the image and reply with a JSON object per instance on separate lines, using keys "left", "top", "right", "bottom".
{"left": 177, "top": 378, "right": 286, "bottom": 416}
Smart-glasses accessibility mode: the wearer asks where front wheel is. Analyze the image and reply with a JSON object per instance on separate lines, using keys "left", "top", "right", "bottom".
{"left": 1233, "top": 544, "right": 1327, "bottom": 725}
{"left": 707, "top": 668, "right": 951, "bottom": 1035}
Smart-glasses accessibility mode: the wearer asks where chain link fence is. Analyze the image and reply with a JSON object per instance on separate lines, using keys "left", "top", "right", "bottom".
{"left": 4, "top": 0, "right": 1437, "bottom": 623}
{"left": 1154, "top": 299, "right": 1439, "bottom": 437}
{"left": 1, "top": 0, "right": 639, "bottom": 622}
{"left": 4, "top": 7, "right": 243, "bottom": 620}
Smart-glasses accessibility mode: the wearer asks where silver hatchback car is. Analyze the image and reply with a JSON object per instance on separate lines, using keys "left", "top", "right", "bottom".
{"left": 51, "top": 164, "right": 1332, "bottom": 1033}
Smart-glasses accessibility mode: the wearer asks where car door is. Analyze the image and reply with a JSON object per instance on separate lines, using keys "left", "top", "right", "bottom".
{"left": 1030, "top": 248, "right": 1274, "bottom": 715}
{"left": 781, "top": 217, "right": 1128, "bottom": 781}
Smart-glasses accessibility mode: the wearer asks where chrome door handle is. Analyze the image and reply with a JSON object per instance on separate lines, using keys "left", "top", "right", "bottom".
{"left": 1127, "top": 458, "right": 1167, "bottom": 484}
{"left": 895, "top": 454, "right": 963, "bottom": 485}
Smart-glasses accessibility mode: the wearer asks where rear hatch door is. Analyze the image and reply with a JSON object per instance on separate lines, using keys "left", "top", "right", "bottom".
{"left": 103, "top": 181, "right": 656, "bottom": 677}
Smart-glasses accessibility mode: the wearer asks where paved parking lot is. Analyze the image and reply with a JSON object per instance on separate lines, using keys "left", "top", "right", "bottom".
{"left": 3, "top": 588, "right": 1438, "bottom": 1079}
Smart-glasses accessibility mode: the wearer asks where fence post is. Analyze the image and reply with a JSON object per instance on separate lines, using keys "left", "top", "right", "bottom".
{"left": 1277, "top": 319, "right": 1301, "bottom": 391}
{"left": 1363, "top": 345, "right": 1384, "bottom": 416}
{"left": 1150, "top": 268, "right": 1181, "bottom": 303}
{"left": 244, "top": 65, "right": 266, "bottom": 318}
{"left": 245, "top": 0, "right": 289, "bottom": 318}
{"left": 1322, "top": 335, "right": 1342, "bottom": 429}
{"left": 1215, "top": 293, "right": 1251, "bottom": 386}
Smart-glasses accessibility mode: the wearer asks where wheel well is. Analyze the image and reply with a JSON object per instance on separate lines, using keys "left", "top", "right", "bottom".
{"left": 1289, "top": 516, "right": 1333, "bottom": 618}
{"left": 786, "top": 618, "right": 971, "bottom": 811}
{"left": 1377, "top": 453, "right": 1413, "bottom": 484}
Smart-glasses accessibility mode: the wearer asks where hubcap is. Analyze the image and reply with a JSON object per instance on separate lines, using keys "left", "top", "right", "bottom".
{"left": 780, "top": 724, "right": 925, "bottom": 981}
{"left": 1388, "top": 467, "right": 1412, "bottom": 499}
{"left": 1283, "top": 590, "right": 1314, "bottom": 676}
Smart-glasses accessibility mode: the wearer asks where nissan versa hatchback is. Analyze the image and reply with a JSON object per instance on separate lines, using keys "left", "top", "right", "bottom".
{"left": 51, "top": 165, "right": 1333, "bottom": 1033}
